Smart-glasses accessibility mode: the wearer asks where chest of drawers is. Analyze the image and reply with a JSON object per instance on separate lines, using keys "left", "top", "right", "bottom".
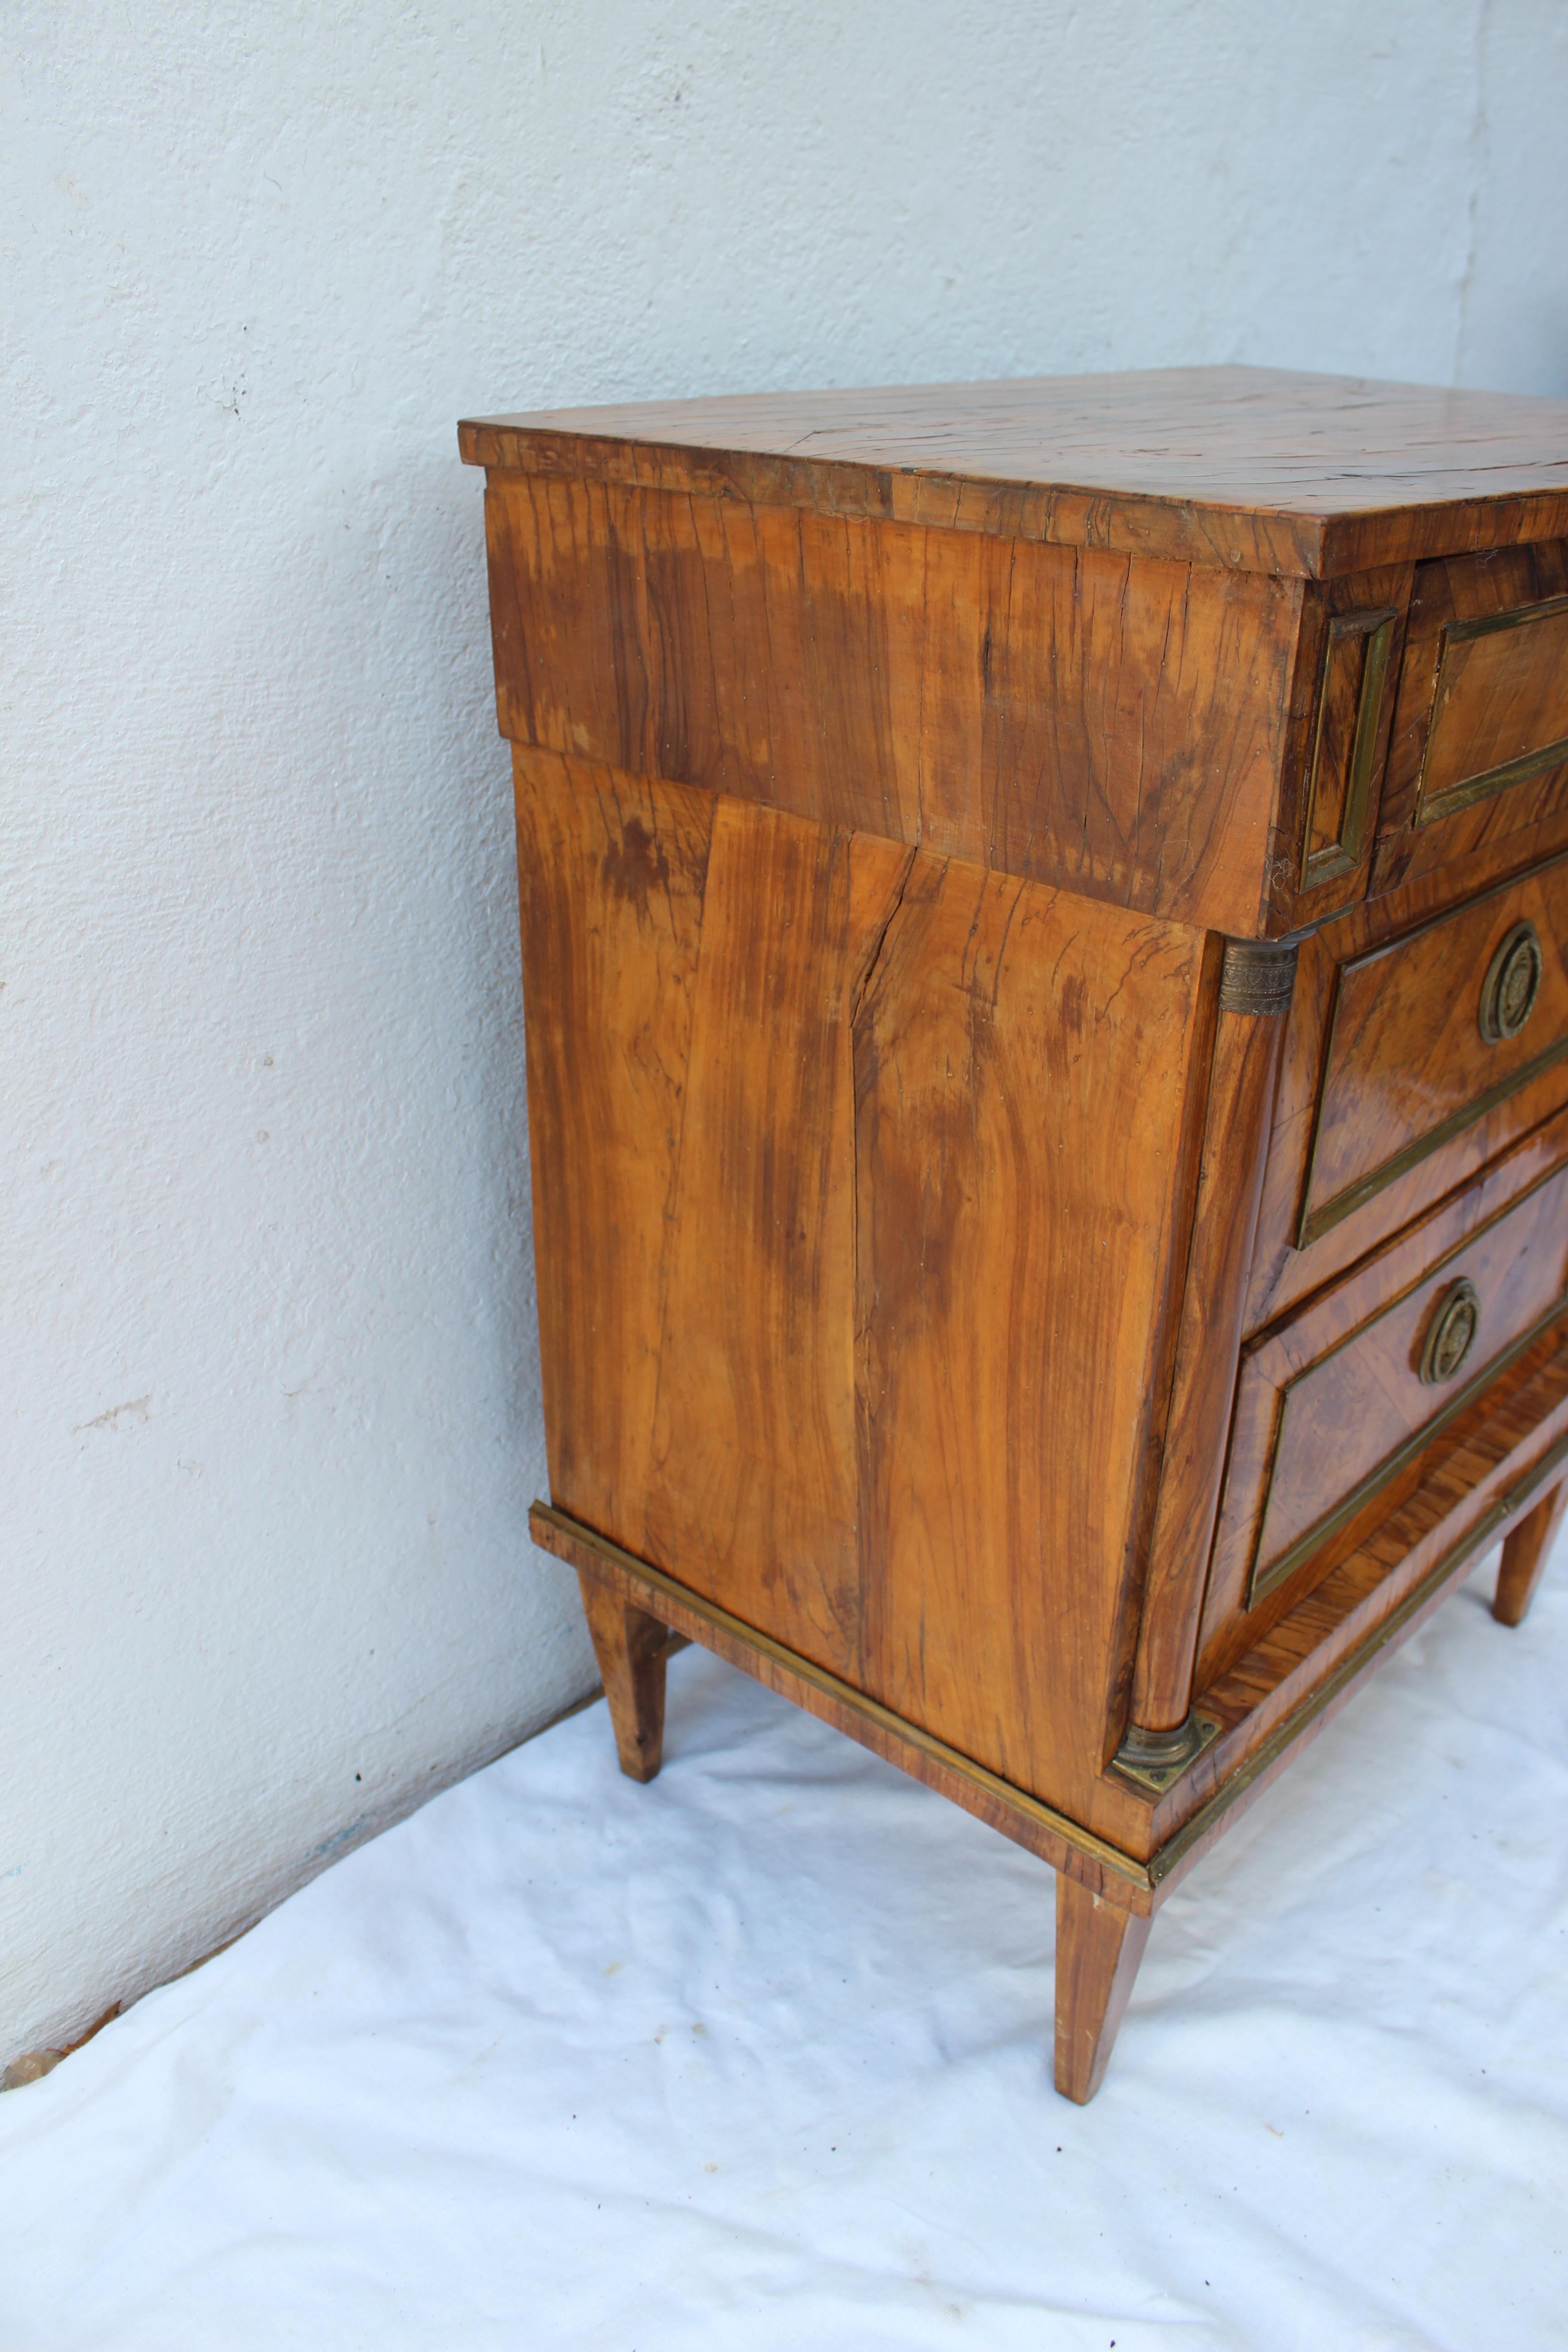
{"left": 460, "top": 368, "right": 1568, "bottom": 2100}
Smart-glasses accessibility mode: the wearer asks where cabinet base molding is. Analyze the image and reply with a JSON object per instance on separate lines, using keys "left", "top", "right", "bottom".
{"left": 533, "top": 1500, "right": 1156, "bottom": 1910}
{"left": 534, "top": 1411, "right": 1566, "bottom": 2098}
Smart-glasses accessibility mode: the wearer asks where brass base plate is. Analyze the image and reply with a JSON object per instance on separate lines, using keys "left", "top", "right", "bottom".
{"left": 1109, "top": 1711, "right": 1223, "bottom": 1795}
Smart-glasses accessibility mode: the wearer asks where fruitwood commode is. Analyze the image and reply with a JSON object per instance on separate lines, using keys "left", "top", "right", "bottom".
{"left": 460, "top": 369, "right": 1568, "bottom": 2101}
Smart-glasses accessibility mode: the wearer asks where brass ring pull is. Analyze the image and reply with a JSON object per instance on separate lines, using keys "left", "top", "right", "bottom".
{"left": 1420, "top": 1278, "right": 1480, "bottom": 1386}
{"left": 1479, "top": 920, "right": 1543, "bottom": 1044}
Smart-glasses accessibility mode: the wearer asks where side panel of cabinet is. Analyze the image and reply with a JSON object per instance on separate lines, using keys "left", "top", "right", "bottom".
{"left": 515, "top": 745, "right": 910, "bottom": 1673}
{"left": 515, "top": 746, "right": 1209, "bottom": 1825}
{"left": 514, "top": 749, "right": 715, "bottom": 1552}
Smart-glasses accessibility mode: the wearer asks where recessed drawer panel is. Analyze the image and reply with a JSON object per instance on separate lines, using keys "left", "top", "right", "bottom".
{"left": 1200, "top": 1121, "right": 1568, "bottom": 1678}
{"left": 1373, "top": 541, "right": 1568, "bottom": 892}
{"left": 1418, "top": 595, "right": 1568, "bottom": 826}
{"left": 1298, "top": 852, "right": 1568, "bottom": 1247}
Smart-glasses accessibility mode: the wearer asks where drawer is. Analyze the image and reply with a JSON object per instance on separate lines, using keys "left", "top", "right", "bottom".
{"left": 1297, "top": 851, "right": 1568, "bottom": 1248}
{"left": 1417, "top": 593, "right": 1568, "bottom": 827}
{"left": 1375, "top": 542, "right": 1568, "bottom": 891}
{"left": 1200, "top": 1117, "right": 1568, "bottom": 1678}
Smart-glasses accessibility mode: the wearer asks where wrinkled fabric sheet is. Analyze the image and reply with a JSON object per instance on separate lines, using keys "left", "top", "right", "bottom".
{"left": 3, "top": 1550, "right": 1567, "bottom": 2352}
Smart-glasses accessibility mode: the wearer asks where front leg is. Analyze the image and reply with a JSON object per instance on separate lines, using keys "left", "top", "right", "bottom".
{"left": 1494, "top": 1479, "right": 1568, "bottom": 1628}
{"left": 1054, "top": 1873, "right": 1153, "bottom": 2103}
{"left": 578, "top": 1568, "right": 671, "bottom": 1781}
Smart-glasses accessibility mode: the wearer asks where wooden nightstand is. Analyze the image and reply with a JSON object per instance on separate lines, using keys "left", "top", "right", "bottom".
{"left": 460, "top": 368, "right": 1568, "bottom": 2101}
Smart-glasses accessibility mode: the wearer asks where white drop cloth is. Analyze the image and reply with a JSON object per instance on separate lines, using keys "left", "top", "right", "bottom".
{"left": 3, "top": 1550, "right": 1567, "bottom": 2352}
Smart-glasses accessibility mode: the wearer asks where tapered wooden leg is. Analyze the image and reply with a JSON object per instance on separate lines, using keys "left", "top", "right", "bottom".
{"left": 1054, "top": 1874, "right": 1153, "bottom": 2104}
{"left": 1494, "top": 1480, "right": 1568, "bottom": 1627}
{"left": 578, "top": 1568, "right": 670, "bottom": 1781}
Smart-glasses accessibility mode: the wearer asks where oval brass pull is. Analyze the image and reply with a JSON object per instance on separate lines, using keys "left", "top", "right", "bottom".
{"left": 1479, "top": 920, "right": 1543, "bottom": 1043}
{"left": 1420, "top": 1278, "right": 1480, "bottom": 1386}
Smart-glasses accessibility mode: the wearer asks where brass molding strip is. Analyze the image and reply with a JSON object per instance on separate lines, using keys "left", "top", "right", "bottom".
{"left": 1298, "top": 1037, "right": 1568, "bottom": 1248}
{"left": 535, "top": 1394, "right": 1565, "bottom": 1912}
{"left": 1299, "top": 606, "right": 1397, "bottom": 891}
{"left": 1294, "top": 844, "right": 1568, "bottom": 1252}
{"left": 1219, "top": 937, "right": 1300, "bottom": 1017}
{"left": 1156, "top": 1416, "right": 1568, "bottom": 1890}
{"left": 1447, "top": 591, "right": 1568, "bottom": 644}
{"left": 1418, "top": 735, "right": 1568, "bottom": 828}
{"left": 1415, "top": 593, "right": 1568, "bottom": 829}
{"left": 1245, "top": 1286, "right": 1568, "bottom": 1608}
{"left": 529, "top": 1500, "right": 1156, "bottom": 1898}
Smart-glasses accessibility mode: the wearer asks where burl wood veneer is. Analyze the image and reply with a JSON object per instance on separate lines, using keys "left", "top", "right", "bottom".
{"left": 460, "top": 367, "right": 1568, "bottom": 2100}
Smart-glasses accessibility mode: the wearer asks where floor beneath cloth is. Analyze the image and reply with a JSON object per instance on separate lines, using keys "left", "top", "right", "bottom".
{"left": 4, "top": 1549, "right": 1568, "bottom": 2352}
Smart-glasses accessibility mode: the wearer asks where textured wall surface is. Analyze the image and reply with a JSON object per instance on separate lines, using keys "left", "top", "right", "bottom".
{"left": 4, "top": 0, "right": 1567, "bottom": 2066}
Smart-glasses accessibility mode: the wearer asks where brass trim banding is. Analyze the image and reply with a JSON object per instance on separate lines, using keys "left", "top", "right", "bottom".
{"left": 1296, "top": 847, "right": 1568, "bottom": 1250}
{"left": 529, "top": 1500, "right": 1158, "bottom": 1897}
{"left": 1164, "top": 1414, "right": 1568, "bottom": 1889}
{"left": 1298, "top": 1037, "right": 1568, "bottom": 1250}
{"left": 531, "top": 1385, "right": 1568, "bottom": 1907}
{"left": 1419, "top": 734, "right": 1568, "bottom": 826}
{"left": 1416, "top": 592, "right": 1568, "bottom": 828}
{"left": 1299, "top": 606, "right": 1397, "bottom": 891}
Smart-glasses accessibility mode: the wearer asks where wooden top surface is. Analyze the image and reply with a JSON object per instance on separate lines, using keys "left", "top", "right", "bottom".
{"left": 459, "top": 366, "right": 1568, "bottom": 578}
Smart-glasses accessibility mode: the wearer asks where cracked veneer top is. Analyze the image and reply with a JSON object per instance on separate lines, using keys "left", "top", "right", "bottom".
{"left": 459, "top": 365, "right": 1568, "bottom": 578}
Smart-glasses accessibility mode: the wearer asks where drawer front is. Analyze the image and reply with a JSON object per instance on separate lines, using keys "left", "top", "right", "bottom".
{"left": 1418, "top": 594, "right": 1568, "bottom": 826}
{"left": 1200, "top": 1122, "right": 1568, "bottom": 1674}
{"left": 1375, "top": 542, "right": 1568, "bottom": 891}
{"left": 1298, "top": 851, "right": 1568, "bottom": 1247}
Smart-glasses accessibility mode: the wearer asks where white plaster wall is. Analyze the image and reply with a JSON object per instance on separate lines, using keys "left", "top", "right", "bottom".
{"left": 4, "top": 0, "right": 1566, "bottom": 2068}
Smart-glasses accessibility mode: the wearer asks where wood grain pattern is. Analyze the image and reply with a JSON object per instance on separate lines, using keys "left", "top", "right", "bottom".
{"left": 578, "top": 1569, "right": 670, "bottom": 1782}
{"left": 516, "top": 745, "right": 1210, "bottom": 1829}
{"left": 1262, "top": 565, "right": 1413, "bottom": 933}
{"left": 517, "top": 745, "right": 911, "bottom": 1675}
{"left": 531, "top": 1502, "right": 1159, "bottom": 1908}
{"left": 1245, "top": 842, "right": 1568, "bottom": 1332}
{"left": 850, "top": 857, "right": 1210, "bottom": 1818}
{"left": 1202, "top": 1106, "right": 1568, "bottom": 1686}
{"left": 1166, "top": 1322, "right": 1568, "bottom": 1848}
{"left": 1493, "top": 1478, "right": 1567, "bottom": 1626}
{"left": 514, "top": 749, "right": 713, "bottom": 1540}
{"left": 1255, "top": 1170, "right": 1568, "bottom": 1572}
{"left": 1374, "top": 541, "right": 1568, "bottom": 892}
{"left": 534, "top": 1301, "right": 1568, "bottom": 1905}
{"left": 642, "top": 801, "right": 912, "bottom": 1665}
{"left": 461, "top": 366, "right": 1568, "bottom": 579}
{"left": 485, "top": 471, "right": 1299, "bottom": 936}
{"left": 1297, "top": 848, "right": 1568, "bottom": 1247}
{"left": 1128, "top": 964, "right": 1287, "bottom": 1734}
{"left": 1054, "top": 1877, "right": 1152, "bottom": 2104}
{"left": 1421, "top": 597, "right": 1568, "bottom": 818}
